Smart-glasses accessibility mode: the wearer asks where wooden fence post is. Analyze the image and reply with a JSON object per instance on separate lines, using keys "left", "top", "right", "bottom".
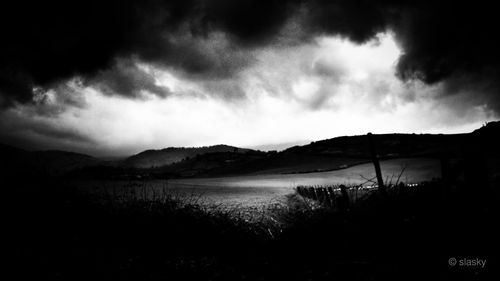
{"left": 338, "top": 185, "right": 350, "bottom": 212}
{"left": 327, "top": 186, "right": 335, "bottom": 207}
{"left": 297, "top": 186, "right": 304, "bottom": 197}
{"left": 367, "top": 133, "right": 386, "bottom": 195}
{"left": 309, "top": 187, "right": 317, "bottom": 200}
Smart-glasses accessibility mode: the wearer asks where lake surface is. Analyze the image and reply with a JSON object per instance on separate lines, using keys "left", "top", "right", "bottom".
{"left": 82, "top": 158, "right": 441, "bottom": 208}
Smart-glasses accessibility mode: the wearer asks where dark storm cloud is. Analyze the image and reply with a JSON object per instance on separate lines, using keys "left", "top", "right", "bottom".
{"left": 91, "top": 59, "right": 171, "bottom": 98}
{"left": 199, "top": 0, "right": 301, "bottom": 46}
{"left": 1, "top": 0, "right": 499, "bottom": 111}
{"left": 390, "top": 1, "right": 500, "bottom": 112}
{"left": 299, "top": 0, "right": 389, "bottom": 43}
{"left": 22, "top": 81, "right": 92, "bottom": 119}
{"left": 0, "top": 0, "right": 275, "bottom": 106}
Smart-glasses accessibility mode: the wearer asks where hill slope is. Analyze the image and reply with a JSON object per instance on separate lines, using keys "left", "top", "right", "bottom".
{"left": 156, "top": 122, "right": 500, "bottom": 178}
{"left": 0, "top": 144, "right": 101, "bottom": 176}
{"left": 125, "top": 145, "right": 253, "bottom": 168}
{"left": 4, "top": 121, "right": 499, "bottom": 179}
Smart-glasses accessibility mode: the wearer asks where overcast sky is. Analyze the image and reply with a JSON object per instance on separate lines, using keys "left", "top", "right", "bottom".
{"left": 1, "top": 1, "right": 499, "bottom": 156}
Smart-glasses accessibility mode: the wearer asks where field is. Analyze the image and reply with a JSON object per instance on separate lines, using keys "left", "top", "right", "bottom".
{"left": 78, "top": 158, "right": 440, "bottom": 208}
{"left": 8, "top": 154, "right": 499, "bottom": 280}
{"left": 6, "top": 123, "right": 500, "bottom": 280}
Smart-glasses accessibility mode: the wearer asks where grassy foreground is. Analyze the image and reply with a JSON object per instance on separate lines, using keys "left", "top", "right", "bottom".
{"left": 7, "top": 177, "right": 500, "bottom": 281}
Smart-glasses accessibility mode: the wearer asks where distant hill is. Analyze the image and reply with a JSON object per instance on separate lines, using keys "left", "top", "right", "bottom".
{"left": 473, "top": 121, "right": 500, "bottom": 144}
{"left": 125, "top": 145, "right": 253, "bottom": 168}
{"left": 282, "top": 133, "right": 467, "bottom": 159}
{"left": 161, "top": 134, "right": 460, "bottom": 177}
{"left": 3, "top": 121, "right": 499, "bottom": 179}
{"left": 156, "top": 121, "right": 500, "bottom": 178}
{"left": 0, "top": 144, "right": 101, "bottom": 176}
{"left": 30, "top": 150, "right": 101, "bottom": 173}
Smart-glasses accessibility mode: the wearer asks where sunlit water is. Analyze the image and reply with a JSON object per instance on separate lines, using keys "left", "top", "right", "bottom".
{"left": 79, "top": 158, "right": 440, "bottom": 208}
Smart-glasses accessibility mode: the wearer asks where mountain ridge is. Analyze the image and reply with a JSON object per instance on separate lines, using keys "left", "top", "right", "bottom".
{"left": 125, "top": 144, "right": 253, "bottom": 168}
{"left": 2, "top": 121, "right": 499, "bottom": 178}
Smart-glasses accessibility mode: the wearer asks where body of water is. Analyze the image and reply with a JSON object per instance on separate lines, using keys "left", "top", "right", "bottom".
{"left": 81, "top": 158, "right": 440, "bottom": 208}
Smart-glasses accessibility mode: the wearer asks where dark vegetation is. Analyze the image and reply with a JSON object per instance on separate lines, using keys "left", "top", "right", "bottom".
{"left": 7, "top": 173, "right": 499, "bottom": 280}
{"left": 4, "top": 121, "right": 500, "bottom": 280}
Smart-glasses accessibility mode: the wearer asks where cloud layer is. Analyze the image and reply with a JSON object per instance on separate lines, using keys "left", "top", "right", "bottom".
{"left": 1, "top": 34, "right": 496, "bottom": 156}
{"left": 1, "top": 0, "right": 499, "bottom": 108}
{"left": 1, "top": 1, "right": 499, "bottom": 154}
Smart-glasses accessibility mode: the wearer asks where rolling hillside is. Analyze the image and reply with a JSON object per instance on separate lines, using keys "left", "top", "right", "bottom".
{"left": 4, "top": 121, "right": 499, "bottom": 179}
{"left": 125, "top": 145, "right": 253, "bottom": 168}
{"left": 0, "top": 144, "right": 101, "bottom": 176}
